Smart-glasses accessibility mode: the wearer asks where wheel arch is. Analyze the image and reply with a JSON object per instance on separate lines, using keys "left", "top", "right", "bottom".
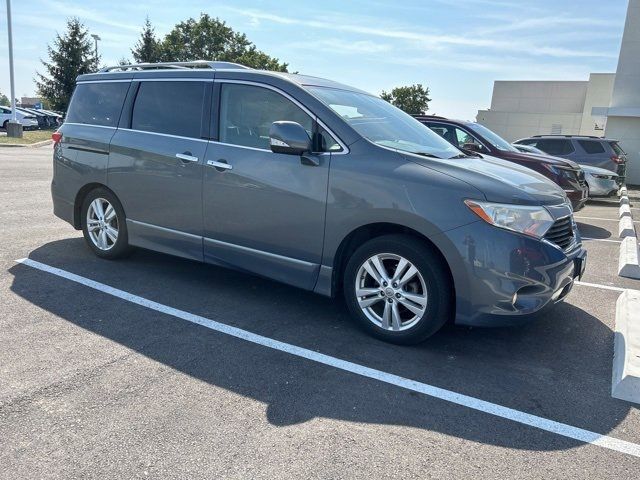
{"left": 73, "top": 183, "right": 122, "bottom": 229}
{"left": 329, "top": 222, "right": 456, "bottom": 305}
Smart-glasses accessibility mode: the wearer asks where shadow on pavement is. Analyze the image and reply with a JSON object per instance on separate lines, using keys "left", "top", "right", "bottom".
{"left": 577, "top": 222, "right": 614, "bottom": 239}
{"left": 8, "top": 238, "right": 633, "bottom": 452}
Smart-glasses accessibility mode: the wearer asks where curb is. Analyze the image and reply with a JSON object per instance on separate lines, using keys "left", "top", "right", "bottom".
{"left": 618, "top": 188, "right": 640, "bottom": 278}
{"left": 612, "top": 290, "right": 640, "bottom": 404}
{"left": 0, "top": 139, "right": 53, "bottom": 148}
{"left": 619, "top": 237, "right": 640, "bottom": 278}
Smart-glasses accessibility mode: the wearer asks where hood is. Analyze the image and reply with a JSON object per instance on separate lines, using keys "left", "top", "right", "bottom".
{"left": 403, "top": 152, "right": 568, "bottom": 206}
{"left": 498, "top": 150, "right": 580, "bottom": 170}
{"left": 580, "top": 164, "right": 619, "bottom": 176}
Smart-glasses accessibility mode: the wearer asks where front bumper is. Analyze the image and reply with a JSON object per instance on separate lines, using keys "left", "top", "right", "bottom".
{"left": 442, "top": 217, "right": 586, "bottom": 327}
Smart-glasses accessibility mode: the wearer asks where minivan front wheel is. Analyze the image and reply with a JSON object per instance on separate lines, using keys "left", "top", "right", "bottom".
{"left": 343, "top": 235, "right": 452, "bottom": 344}
{"left": 81, "top": 188, "right": 131, "bottom": 259}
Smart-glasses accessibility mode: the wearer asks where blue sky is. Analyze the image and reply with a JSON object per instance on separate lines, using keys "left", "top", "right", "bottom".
{"left": 0, "top": 0, "right": 628, "bottom": 118}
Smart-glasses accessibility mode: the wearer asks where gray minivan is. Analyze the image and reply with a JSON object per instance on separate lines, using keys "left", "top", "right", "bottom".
{"left": 52, "top": 61, "right": 586, "bottom": 344}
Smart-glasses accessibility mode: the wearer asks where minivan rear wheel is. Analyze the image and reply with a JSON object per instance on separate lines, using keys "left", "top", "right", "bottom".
{"left": 343, "top": 235, "right": 453, "bottom": 344}
{"left": 81, "top": 188, "right": 131, "bottom": 259}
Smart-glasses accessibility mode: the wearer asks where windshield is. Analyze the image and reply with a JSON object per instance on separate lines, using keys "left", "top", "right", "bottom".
{"left": 468, "top": 123, "right": 519, "bottom": 152}
{"left": 307, "top": 86, "right": 462, "bottom": 159}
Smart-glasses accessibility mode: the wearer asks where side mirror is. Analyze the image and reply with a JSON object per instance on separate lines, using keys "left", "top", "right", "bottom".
{"left": 269, "top": 121, "right": 311, "bottom": 155}
{"left": 463, "top": 142, "right": 483, "bottom": 153}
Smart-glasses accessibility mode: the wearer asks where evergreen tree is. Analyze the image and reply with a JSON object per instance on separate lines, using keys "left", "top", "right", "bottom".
{"left": 0, "top": 90, "right": 9, "bottom": 106}
{"left": 158, "top": 14, "right": 288, "bottom": 71}
{"left": 36, "top": 18, "right": 97, "bottom": 111}
{"left": 131, "top": 17, "right": 161, "bottom": 63}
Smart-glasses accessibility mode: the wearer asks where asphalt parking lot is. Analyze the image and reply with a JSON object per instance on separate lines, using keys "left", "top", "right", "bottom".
{"left": 1, "top": 145, "right": 639, "bottom": 478}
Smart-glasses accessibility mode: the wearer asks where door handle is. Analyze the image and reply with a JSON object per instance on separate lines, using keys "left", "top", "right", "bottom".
{"left": 206, "top": 160, "right": 233, "bottom": 170}
{"left": 176, "top": 153, "right": 199, "bottom": 163}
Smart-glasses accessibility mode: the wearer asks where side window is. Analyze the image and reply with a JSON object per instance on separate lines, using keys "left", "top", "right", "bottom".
{"left": 219, "top": 83, "right": 313, "bottom": 150}
{"left": 537, "top": 139, "right": 574, "bottom": 155}
{"left": 455, "top": 127, "right": 481, "bottom": 149}
{"left": 66, "top": 82, "right": 129, "bottom": 127}
{"left": 132, "top": 81, "right": 206, "bottom": 138}
{"left": 578, "top": 140, "right": 605, "bottom": 154}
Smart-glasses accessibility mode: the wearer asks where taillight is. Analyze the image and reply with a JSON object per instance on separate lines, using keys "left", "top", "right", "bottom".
{"left": 611, "top": 155, "right": 623, "bottom": 164}
{"left": 51, "top": 131, "right": 62, "bottom": 144}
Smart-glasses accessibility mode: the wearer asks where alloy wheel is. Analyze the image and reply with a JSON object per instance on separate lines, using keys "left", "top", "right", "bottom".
{"left": 355, "top": 253, "right": 428, "bottom": 331}
{"left": 86, "top": 198, "right": 119, "bottom": 251}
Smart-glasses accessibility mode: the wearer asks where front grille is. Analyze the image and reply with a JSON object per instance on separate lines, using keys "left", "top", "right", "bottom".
{"left": 577, "top": 169, "right": 586, "bottom": 186}
{"left": 544, "top": 216, "right": 574, "bottom": 251}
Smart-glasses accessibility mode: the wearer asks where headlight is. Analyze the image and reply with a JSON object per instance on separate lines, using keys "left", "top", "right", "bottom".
{"left": 464, "top": 200, "right": 555, "bottom": 238}
{"left": 593, "top": 174, "right": 615, "bottom": 180}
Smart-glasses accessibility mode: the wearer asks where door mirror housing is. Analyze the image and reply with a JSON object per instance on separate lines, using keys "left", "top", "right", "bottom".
{"left": 463, "top": 142, "right": 483, "bottom": 153}
{"left": 269, "top": 121, "right": 312, "bottom": 155}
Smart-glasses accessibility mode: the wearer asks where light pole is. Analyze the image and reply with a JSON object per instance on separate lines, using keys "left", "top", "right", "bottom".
{"left": 91, "top": 34, "right": 101, "bottom": 70}
{"left": 5, "top": 0, "right": 22, "bottom": 137}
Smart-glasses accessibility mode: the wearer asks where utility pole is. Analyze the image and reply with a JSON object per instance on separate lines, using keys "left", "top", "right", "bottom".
{"left": 91, "top": 34, "right": 101, "bottom": 70}
{"left": 5, "top": 0, "right": 22, "bottom": 137}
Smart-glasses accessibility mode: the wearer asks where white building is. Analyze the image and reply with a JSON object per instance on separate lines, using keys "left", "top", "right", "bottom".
{"left": 477, "top": 0, "right": 640, "bottom": 184}
{"left": 477, "top": 74, "right": 614, "bottom": 142}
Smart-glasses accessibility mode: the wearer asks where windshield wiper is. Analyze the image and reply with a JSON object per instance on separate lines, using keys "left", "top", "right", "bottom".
{"left": 413, "top": 152, "right": 440, "bottom": 158}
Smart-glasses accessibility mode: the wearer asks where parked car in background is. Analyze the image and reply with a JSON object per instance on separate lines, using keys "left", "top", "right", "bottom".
{"left": 580, "top": 165, "right": 619, "bottom": 197}
{"left": 16, "top": 107, "right": 50, "bottom": 129}
{"left": 414, "top": 116, "right": 588, "bottom": 211}
{"left": 51, "top": 60, "right": 586, "bottom": 344}
{"left": 0, "top": 106, "right": 39, "bottom": 130}
{"left": 513, "top": 135, "right": 626, "bottom": 185}
{"left": 38, "top": 109, "right": 64, "bottom": 126}
{"left": 513, "top": 143, "right": 545, "bottom": 155}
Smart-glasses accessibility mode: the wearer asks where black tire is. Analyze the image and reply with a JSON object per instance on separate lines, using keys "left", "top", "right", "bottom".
{"left": 80, "top": 187, "right": 132, "bottom": 259}
{"left": 343, "top": 234, "right": 453, "bottom": 345}
{"left": 2, "top": 120, "right": 7, "bottom": 130}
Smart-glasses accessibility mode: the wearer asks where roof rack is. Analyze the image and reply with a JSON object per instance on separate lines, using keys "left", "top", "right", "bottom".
{"left": 99, "top": 60, "right": 251, "bottom": 73}
{"left": 531, "top": 134, "right": 601, "bottom": 139}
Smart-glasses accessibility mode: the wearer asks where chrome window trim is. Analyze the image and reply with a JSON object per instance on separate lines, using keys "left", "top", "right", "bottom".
{"left": 118, "top": 127, "right": 209, "bottom": 143}
{"left": 215, "top": 79, "right": 349, "bottom": 155}
{"left": 62, "top": 122, "right": 117, "bottom": 130}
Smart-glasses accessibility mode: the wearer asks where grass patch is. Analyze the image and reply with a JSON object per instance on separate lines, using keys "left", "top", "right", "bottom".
{"left": 0, "top": 130, "right": 54, "bottom": 145}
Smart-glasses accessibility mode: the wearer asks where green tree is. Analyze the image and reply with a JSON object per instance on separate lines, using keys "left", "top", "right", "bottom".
{"left": 131, "top": 17, "right": 162, "bottom": 63}
{"left": 158, "top": 14, "right": 288, "bottom": 71}
{"left": 0, "top": 90, "right": 9, "bottom": 106}
{"left": 36, "top": 18, "right": 97, "bottom": 111}
{"left": 380, "top": 84, "right": 431, "bottom": 115}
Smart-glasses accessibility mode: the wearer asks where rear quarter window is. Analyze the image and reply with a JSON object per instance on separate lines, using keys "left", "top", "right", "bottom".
{"left": 577, "top": 140, "right": 605, "bottom": 154}
{"left": 66, "top": 82, "right": 129, "bottom": 127}
{"left": 610, "top": 141, "right": 625, "bottom": 155}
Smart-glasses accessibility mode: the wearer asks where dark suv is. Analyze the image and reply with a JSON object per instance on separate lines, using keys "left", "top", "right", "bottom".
{"left": 414, "top": 116, "right": 588, "bottom": 211}
{"left": 51, "top": 61, "right": 586, "bottom": 344}
{"left": 513, "top": 135, "right": 626, "bottom": 185}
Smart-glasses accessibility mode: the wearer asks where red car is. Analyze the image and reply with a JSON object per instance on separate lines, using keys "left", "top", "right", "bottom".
{"left": 414, "top": 116, "right": 588, "bottom": 211}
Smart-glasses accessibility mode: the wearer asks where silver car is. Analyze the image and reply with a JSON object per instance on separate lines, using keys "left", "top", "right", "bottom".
{"left": 580, "top": 165, "right": 619, "bottom": 197}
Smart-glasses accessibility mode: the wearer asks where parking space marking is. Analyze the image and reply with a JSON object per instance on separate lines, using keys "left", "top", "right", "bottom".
{"left": 15, "top": 257, "right": 640, "bottom": 459}
{"left": 576, "top": 216, "right": 639, "bottom": 223}
{"left": 574, "top": 281, "right": 627, "bottom": 293}
{"left": 581, "top": 237, "right": 622, "bottom": 244}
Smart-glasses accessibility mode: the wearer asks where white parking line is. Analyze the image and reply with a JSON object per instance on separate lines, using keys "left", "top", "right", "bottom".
{"left": 15, "top": 257, "right": 640, "bottom": 459}
{"left": 574, "top": 281, "right": 627, "bottom": 293}
{"left": 581, "top": 237, "right": 622, "bottom": 244}
{"left": 576, "top": 216, "right": 639, "bottom": 223}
